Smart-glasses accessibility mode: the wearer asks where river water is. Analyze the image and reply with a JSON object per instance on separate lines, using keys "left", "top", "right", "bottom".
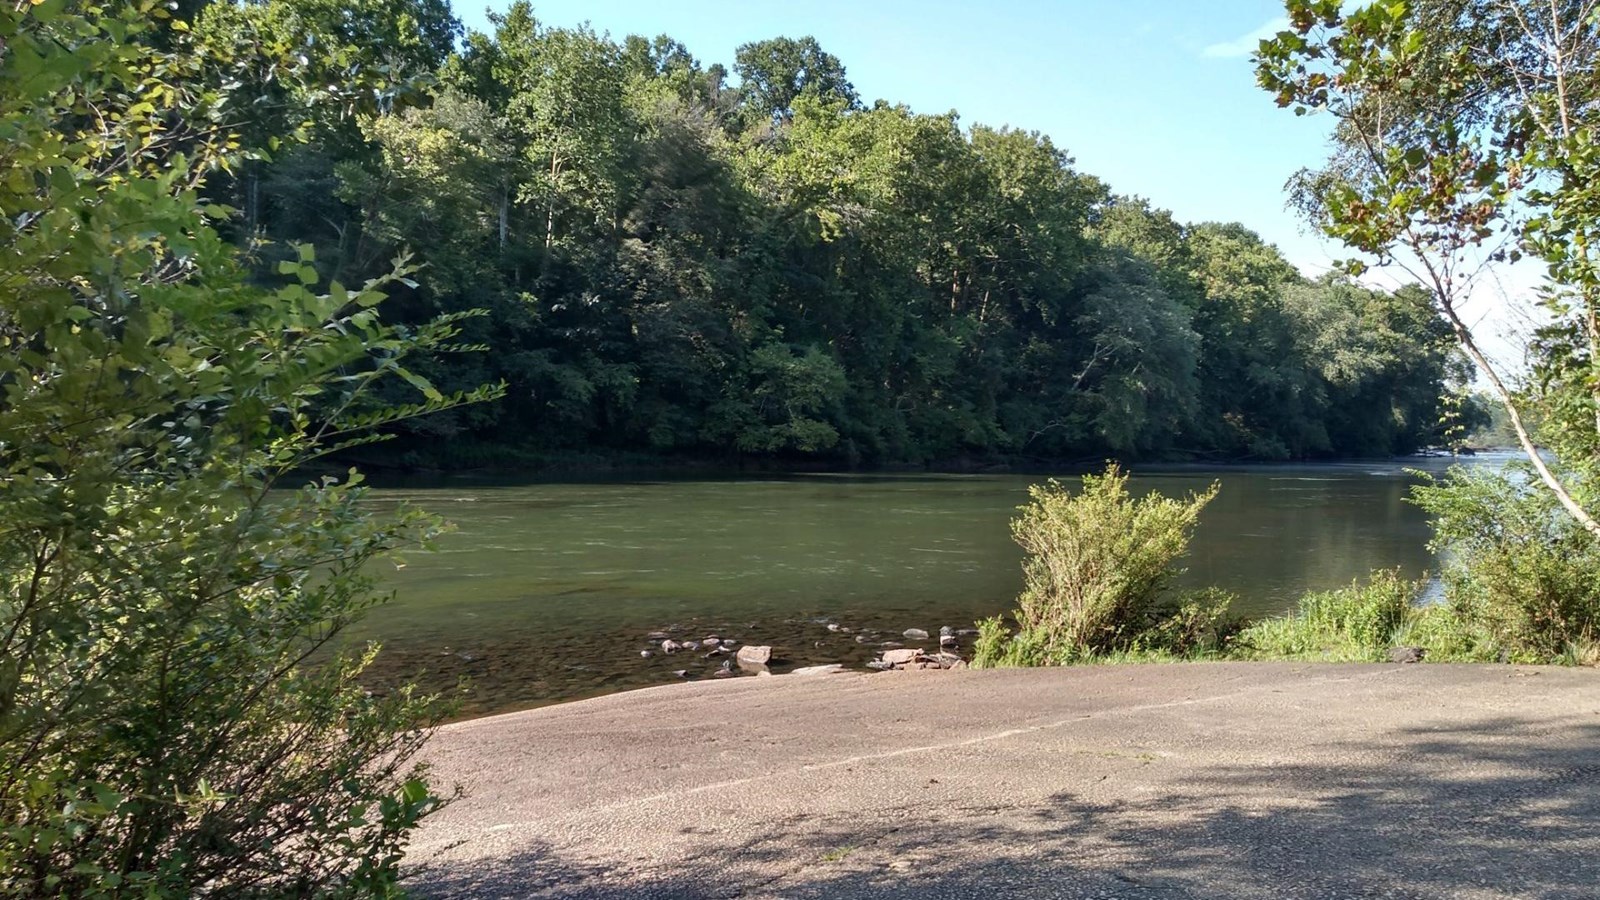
{"left": 352, "top": 454, "right": 1505, "bottom": 715}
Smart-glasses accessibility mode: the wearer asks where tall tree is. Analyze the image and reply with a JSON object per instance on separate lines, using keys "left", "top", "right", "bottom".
{"left": 734, "top": 36, "right": 858, "bottom": 123}
{"left": 1258, "top": 0, "right": 1600, "bottom": 533}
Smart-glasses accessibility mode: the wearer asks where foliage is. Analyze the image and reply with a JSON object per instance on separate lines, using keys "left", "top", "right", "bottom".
{"left": 1413, "top": 464, "right": 1600, "bottom": 660}
{"left": 973, "top": 466, "right": 1217, "bottom": 666}
{"left": 0, "top": 2, "right": 497, "bottom": 895}
{"left": 198, "top": 2, "right": 1473, "bottom": 471}
{"left": 1234, "top": 569, "right": 1420, "bottom": 661}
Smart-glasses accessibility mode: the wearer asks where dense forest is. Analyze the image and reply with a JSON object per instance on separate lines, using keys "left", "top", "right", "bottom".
{"left": 200, "top": 0, "right": 1477, "bottom": 468}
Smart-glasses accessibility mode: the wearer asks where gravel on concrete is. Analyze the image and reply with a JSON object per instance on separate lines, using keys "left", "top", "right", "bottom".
{"left": 407, "top": 662, "right": 1600, "bottom": 899}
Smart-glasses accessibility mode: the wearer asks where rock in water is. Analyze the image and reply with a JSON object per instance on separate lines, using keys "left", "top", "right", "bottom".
{"left": 639, "top": 650, "right": 654, "bottom": 658}
{"left": 881, "top": 648, "right": 922, "bottom": 666}
{"left": 681, "top": 641, "right": 700, "bottom": 651}
{"left": 736, "top": 644, "right": 772, "bottom": 666}
{"left": 940, "top": 633, "right": 958, "bottom": 648}
{"left": 790, "top": 664, "right": 846, "bottom": 676}
{"left": 702, "top": 637, "right": 721, "bottom": 648}
{"left": 660, "top": 639, "right": 681, "bottom": 654}
{"left": 903, "top": 628, "right": 930, "bottom": 640}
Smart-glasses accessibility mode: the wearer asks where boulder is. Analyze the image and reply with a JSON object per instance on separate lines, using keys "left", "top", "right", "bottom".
{"left": 903, "top": 628, "right": 930, "bottom": 640}
{"left": 881, "top": 648, "right": 922, "bottom": 666}
{"left": 1389, "top": 646, "right": 1426, "bottom": 664}
{"left": 736, "top": 645, "right": 773, "bottom": 666}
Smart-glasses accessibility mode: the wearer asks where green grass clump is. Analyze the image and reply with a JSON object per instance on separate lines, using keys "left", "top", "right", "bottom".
{"left": 1233, "top": 569, "right": 1417, "bottom": 661}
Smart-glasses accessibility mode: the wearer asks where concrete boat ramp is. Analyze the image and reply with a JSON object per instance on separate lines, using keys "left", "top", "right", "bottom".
{"left": 408, "top": 662, "right": 1600, "bottom": 899}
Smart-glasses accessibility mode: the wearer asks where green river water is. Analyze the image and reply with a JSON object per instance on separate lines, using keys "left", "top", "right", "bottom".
{"left": 352, "top": 455, "right": 1498, "bottom": 715}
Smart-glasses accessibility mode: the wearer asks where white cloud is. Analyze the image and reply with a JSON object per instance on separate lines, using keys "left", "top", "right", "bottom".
{"left": 1202, "top": 17, "right": 1289, "bottom": 59}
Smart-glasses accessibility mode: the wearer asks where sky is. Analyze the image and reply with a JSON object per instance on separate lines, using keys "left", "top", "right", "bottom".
{"left": 452, "top": 1, "right": 1539, "bottom": 366}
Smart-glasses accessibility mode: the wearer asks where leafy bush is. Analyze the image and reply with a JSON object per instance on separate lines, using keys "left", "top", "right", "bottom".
{"left": 0, "top": 5, "right": 497, "bottom": 896}
{"left": 1235, "top": 569, "right": 1419, "bottom": 661}
{"left": 1137, "top": 589, "right": 1245, "bottom": 657}
{"left": 1412, "top": 464, "right": 1600, "bottom": 660}
{"left": 974, "top": 465, "right": 1218, "bottom": 666}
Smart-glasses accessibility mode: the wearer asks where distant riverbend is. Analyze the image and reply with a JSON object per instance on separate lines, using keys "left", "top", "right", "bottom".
{"left": 352, "top": 454, "right": 1508, "bottom": 715}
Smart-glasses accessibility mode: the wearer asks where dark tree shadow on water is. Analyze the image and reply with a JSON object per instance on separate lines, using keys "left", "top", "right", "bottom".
{"left": 412, "top": 718, "right": 1600, "bottom": 899}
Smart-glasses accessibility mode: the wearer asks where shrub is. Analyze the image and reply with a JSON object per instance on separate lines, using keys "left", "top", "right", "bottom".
{"left": 974, "top": 465, "right": 1218, "bottom": 666}
{"left": 1235, "top": 569, "right": 1419, "bottom": 660}
{"left": 1412, "top": 464, "right": 1600, "bottom": 660}
{"left": 0, "top": 6, "right": 498, "bottom": 896}
{"left": 1137, "top": 589, "right": 1245, "bottom": 657}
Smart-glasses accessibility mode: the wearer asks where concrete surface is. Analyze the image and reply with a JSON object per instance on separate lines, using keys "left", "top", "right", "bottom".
{"left": 408, "top": 663, "right": 1600, "bottom": 899}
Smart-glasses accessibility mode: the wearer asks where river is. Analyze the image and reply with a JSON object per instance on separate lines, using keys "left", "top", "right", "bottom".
{"left": 351, "top": 454, "right": 1506, "bottom": 715}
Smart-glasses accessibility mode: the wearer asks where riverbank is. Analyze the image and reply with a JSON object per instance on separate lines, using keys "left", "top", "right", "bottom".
{"left": 406, "top": 661, "right": 1600, "bottom": 899}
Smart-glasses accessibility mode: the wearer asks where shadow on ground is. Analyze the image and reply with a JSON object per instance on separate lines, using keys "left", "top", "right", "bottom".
{"left": 412, "top": 717, "right": 1600, "bottom": 899}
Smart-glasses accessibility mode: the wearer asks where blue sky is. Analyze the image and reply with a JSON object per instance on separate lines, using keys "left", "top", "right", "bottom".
{"left": 454, "top": 1, "right": 1345, "bottom": 274}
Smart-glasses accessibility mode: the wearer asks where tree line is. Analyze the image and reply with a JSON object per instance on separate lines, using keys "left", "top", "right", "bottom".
{"left": 197, "top": 0, "right": 1477, "bottom": 468}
